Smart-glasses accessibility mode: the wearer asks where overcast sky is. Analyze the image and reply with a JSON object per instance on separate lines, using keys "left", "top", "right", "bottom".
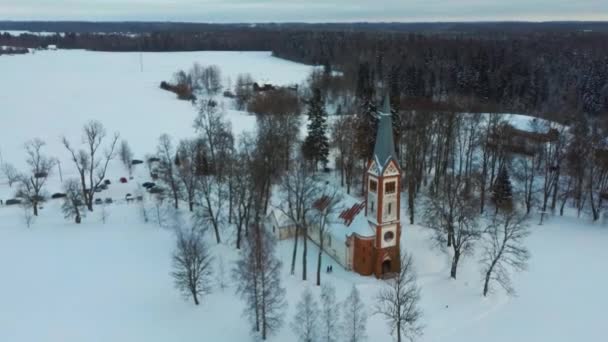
{"left": 1, "top": 0, "right": 607, "bottom": 22}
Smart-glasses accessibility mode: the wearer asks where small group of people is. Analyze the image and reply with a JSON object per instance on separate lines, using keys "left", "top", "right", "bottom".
{"left": 325, "top": 265, "right": 334, "bottom": 273}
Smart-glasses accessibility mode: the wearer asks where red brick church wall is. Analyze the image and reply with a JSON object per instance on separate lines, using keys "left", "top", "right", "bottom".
{"left": 352, "top": 236, "right": 376, "bottom": 276}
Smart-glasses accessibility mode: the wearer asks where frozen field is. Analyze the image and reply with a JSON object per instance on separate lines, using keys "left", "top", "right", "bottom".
{"left": 0, "top": 50, "right": 607, "bottom": 342}
{"left": 0, "top": 49, "right": 314, "bottom": 173}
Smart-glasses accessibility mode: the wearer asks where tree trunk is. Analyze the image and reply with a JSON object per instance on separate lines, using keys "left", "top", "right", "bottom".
{"left": 290, "top": 225, "right": 299, "bottom": 275}
{"left": 450, "top": 250, "right": 460, "bottom": 279}
{"left": 33, "top": 202, "right": 38, "bottom": 216}
{"left": 316, "top": 236, "right": 323, "bottom": 286}
{"left": 397, "top": 321, "right": 402, "bottom": 342}
{"left": 236, "top": 223, "right": 242, "bottom": 250}
{"left": 192, "top": 288, "right": 199, "bottom": 305}
{"left": 302, "top": 225, "right": 308, "bottom": 281}
{"left": 212, "top": 223, "right": 221, "bottom": 244}
{"left": 483, "top": 269, "right": 492, "bottom": 296}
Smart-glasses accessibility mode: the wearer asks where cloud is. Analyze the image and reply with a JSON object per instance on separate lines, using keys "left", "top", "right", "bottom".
{"left": 1, "top": 0, "right": 606, "bottom": 22}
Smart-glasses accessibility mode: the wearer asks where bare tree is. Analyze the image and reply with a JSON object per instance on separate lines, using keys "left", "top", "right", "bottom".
{"left": 313, "top": 188, "right": 342, "bottom": 286}
{"left": 157, "top": 134, "right": 182, "bottom": 209}
{"left": 278, "top": 158, "right": 320, "bottom": 279}
{"left": 291, "top": 287, "right": 320, "bottom": 342}
{"left": 233, "top": 223, "right": 286, "bottom": 340}
{"left": 62, "top": 178, "right": 85, "bottom": 224}
{"left": 342, "top": 285, "right": 367, "bottom": 342}
{"left": 481, "top": 211, "right": 530, "bottom": 296}
{"left": 192, "top": 173, "right": 226, "bottom": 244}
{"left": 423, "top": 178, "right": 481, "bottom": 279}
{"left": 235, "top": 73, "right": 254, "bottom": 110}
{"left": 320, "top": 283, "right": 340, "bottom": 342}
{"left": 232, "top": 134, "right": 258, "bottom": 249}
{"left": 216, "top": 256, "right": 229, "bottom": 291}
{"left": 176, "top": 139, "right": 199, "bottom": 212}
{"left": 17, "top": 139, "right": 54, "bottom": 216}
{"left": 171, "top": 226, "right": 213, "bottom": 306}
{"left": 332, "top": 115, "right": 358, "bottom": 194}
{"left": 118, "top": 140, "right": 134, "bottom": 176}
{"left": 99, "top": 203, "right": 109, "bottom": 224}
{"left": 514, "top": 155, "right": 539, "bottom": 215}
{"left": 22, "top": 204, "right": 35, "bottom": 228}
{"left": 62, "top": 121, "right": 119, "bottom": 211}
{"left": 1, "top": 162, "right": 19, "bottom": 187}
{"left": 375, "top": 253, "right": 423, "bottom": 342}
{"left": 194, "top": 99, "right": 231, "bottom": 173}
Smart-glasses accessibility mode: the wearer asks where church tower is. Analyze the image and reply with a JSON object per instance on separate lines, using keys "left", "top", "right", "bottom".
{"left": 365, "top": 95, "right": 401, "bottom": 277}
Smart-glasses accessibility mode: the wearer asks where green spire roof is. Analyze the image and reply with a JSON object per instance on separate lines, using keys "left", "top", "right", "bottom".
{"left": 372, "top": 94, "right": 399, "bottom": 173}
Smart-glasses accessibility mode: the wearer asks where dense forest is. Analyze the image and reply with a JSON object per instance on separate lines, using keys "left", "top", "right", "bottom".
{"left": 1, "top": 22, "right": 607, "bottom": 120}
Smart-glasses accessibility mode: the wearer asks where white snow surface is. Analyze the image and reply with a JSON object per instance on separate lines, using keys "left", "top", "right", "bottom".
{"left": 0, "top": 50, "right": 606, "bottom": 342}
{"left": 0, "top": 49, "right": 313, "bottom": 175}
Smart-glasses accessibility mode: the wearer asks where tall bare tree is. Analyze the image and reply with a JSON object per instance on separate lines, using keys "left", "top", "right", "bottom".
{"left": 1, "top": 162, "right": 19, "bottom": 188}
{"left": 342, "top": 285, "right": 367, "bottom": 342}
{"left": 62, "top": 178, "right": 85, "bottom": 224}
{"left": 62, "top": 121, "right": 119, "bottom": 211}
{"left": 175, "top": 138, "right": 199, "bottom": 212}
{"left": 320, "top": 283, "right": 340, "bottom": 342}
{"left": 233, "top": 223, "right": 286, "bottom": 340}
{"left": 291, "top": 287, "right": 320, "bottom": 342}
{"left": 423, "top": 177, "right": 481, "bottom": 279}
{"left": 192, "top": 173, "right": 226, "bottom": 244}
{"left": 375, "top": 253, "right": 423, "bottom": 342}
{"left": 481, "top": 211, "right": 530, "bottom": 296}
{"left": 17, "top": 139, "right": 54, "bottom": 216}
{"left": 332, "top": 115, "right": 358, "bottom": 194}
{"left": 156, "top": 134, "right": 182, "bottom": 209}
{"left": 313, "top": 188, "right": 342, "bottom": 286}
{"left": 171, "top": 226, "right": 213, "bottom": 305}
{"left": 118, "top": 140, "right": 133, "bottom": 176}
{"left": 278, "top": 158, "right": 319, "bottom": 279}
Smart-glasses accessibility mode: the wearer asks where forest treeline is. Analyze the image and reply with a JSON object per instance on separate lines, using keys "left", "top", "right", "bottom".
{"left": 2, "top": 22, "right": 607, "bottom": 120}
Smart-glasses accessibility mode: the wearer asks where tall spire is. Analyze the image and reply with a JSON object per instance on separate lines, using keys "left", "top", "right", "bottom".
{"left": 372, "top": 94, "right": 398, "bottom": 173}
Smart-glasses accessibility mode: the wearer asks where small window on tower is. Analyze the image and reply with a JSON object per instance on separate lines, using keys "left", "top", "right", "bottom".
{"left": 370, "top": 200, "right": 375, "bottom": 212}
{"left": 385, "top": 181, "right": 396, "bottom": 194}
{"left": 388, "top": 203, "right": 392, "bottom": 215}
{"left": 384, "top": 231, "right": 395, "bottom": 242}
{"left": 369, "top": 179, "right": 377, "bottom": 192}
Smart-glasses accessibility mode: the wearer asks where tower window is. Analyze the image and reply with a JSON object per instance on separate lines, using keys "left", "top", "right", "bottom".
{"left": 385, "top": 181, "right": 396, "bottom": 194}
{"left": 370, "top": 200, "right": 375, "bottom": 212}
{"left": 369, "top": 179, "right": 377, "bottom": 193}
{"left": 384, "top": 231, "right": 395, "bottom": 242}
{"left": 388, "top": 203, "right": 392, "bottom": 215}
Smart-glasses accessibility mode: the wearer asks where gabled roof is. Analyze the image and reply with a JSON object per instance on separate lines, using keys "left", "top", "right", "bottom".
{"left": 372, "top": 94, "right": 399, "bottom": 174}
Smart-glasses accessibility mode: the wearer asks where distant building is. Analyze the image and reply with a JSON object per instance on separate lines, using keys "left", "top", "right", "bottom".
{"left": 267, "top": 95, "right": 402, "bottom": 278}
{"left": 47, "top": 45, "right": 57, "bottom": 50}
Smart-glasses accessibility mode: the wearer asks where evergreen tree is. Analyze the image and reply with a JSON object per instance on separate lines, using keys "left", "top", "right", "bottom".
{"left": 492, "top": 165, "right": 513, "bottom": 210}
{"left": 303, "top": 88, "right": 330, "bottom": 169}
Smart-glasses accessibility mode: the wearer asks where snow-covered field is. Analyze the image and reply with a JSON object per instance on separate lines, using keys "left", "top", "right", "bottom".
{"left": 0, "top": 49, "right": 607, "bottom": 342}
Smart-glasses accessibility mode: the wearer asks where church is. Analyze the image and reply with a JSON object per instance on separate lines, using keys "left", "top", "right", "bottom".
{"left": 266, "top": 96, "right": 402, "bottom": 278}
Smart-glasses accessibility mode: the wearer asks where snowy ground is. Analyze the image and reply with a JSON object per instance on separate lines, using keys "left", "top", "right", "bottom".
{"left": 0, "top": 50, "right": 607, "bottom": 342}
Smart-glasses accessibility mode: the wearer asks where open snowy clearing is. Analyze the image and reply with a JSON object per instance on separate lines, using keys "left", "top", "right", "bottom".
{"left": 0, "top": 49, "right": 314, "bottom": 174}
{"left": 0, "top": 199, "right": 605, "bottom": 342}
{"left": 0, "top": 50, "right": 606, "bottom": 342}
